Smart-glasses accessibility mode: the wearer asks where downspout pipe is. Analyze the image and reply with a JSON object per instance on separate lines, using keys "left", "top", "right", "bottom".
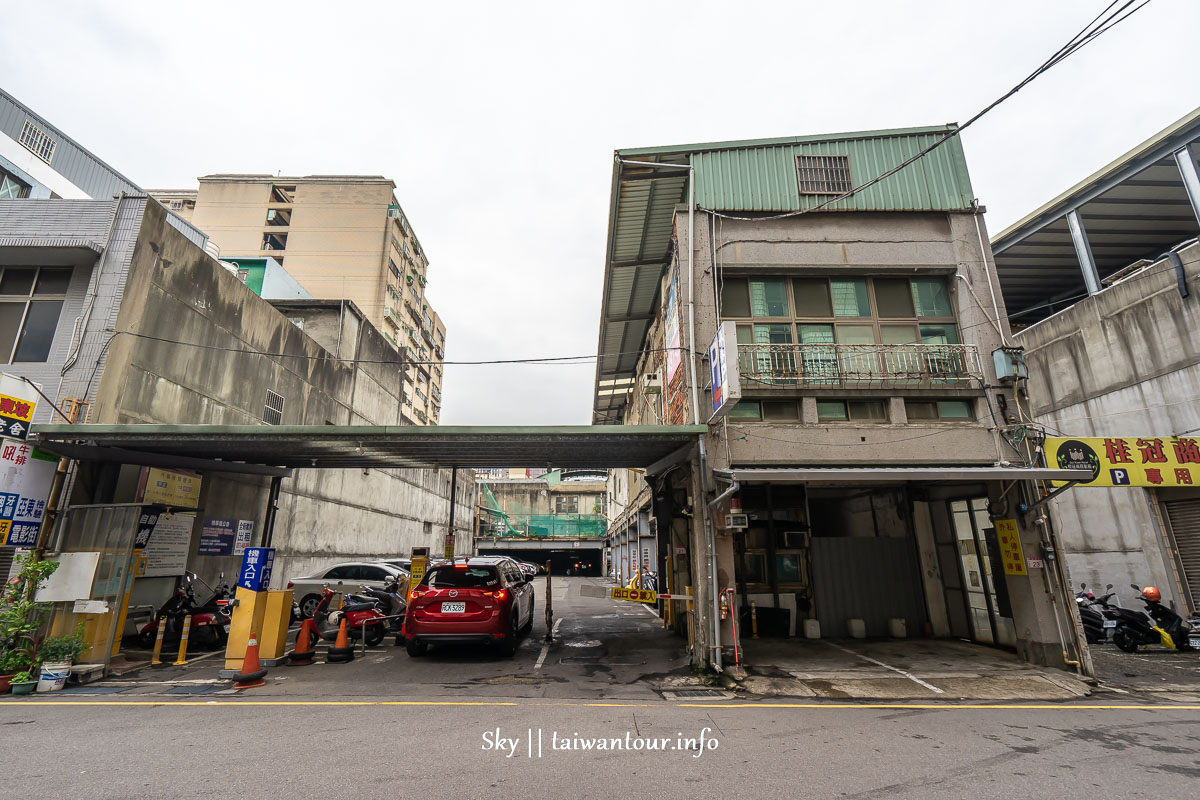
{"left": 1160, "top": 250, "right": 1189, "bottom": 299}
{"left": 708, "top": 474, "right": 739, "bottom": 508}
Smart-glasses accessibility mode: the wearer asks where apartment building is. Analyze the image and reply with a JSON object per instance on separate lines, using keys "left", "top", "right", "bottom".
{"left": 595, "top": 127, "right": 1090, "bottom": 672}
{"left": 149, "top": 175, "right": 445, "bottom": 424}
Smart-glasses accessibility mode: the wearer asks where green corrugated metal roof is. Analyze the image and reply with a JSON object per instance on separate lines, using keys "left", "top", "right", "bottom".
{"left": 689, "top": 127, "right": 975, "bottom": 212}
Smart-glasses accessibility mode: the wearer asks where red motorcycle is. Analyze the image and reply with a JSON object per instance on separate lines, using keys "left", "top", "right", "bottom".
{"left": 137, "top": 572, "right": 232, "bottom": 650}
{"left": 308, "top": 585, "right": 390, "bottom": 648}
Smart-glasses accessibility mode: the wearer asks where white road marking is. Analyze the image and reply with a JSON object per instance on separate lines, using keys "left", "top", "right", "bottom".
{"left": 535, "top": 618, "right": 564, "bottom": 670}
{"left": 822, "top": 640, "right": 945, "bottom": 694}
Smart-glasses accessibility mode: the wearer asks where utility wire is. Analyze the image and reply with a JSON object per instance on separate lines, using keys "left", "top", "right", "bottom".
{"left": 702, "top": 1, "right": 1154, "bottom": 223}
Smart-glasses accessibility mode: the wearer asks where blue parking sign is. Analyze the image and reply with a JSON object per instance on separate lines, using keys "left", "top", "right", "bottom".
{"left": 237, "top": 547, "right": 275, "bottom": 592}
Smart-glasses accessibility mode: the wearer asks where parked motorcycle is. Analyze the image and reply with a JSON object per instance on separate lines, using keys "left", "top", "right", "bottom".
{"left": 1076, "top": 583, "right": 1121, "bottom": 644}
{"left": 137, "top": 572, "right": 233, "bottom": 650}
{"left": 308, "top": 584, "right": 390, "bottom": 647}
{"left": 357, "top": 575, "right": 407, "bottom": 632}
{"left": 1112, "top": 585, "right": 1200, "bottom": 653}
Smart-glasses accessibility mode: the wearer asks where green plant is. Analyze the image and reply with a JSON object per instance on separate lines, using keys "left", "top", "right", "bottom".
{"left": 0, "top": 555, "right": 59, "bottom": 671}
{"left": 37, "top": 622, "right": 89, "bottom": 663}
{"left": 0, "top": 650, "right": 29, "bottom": 674}
{"left": 11, "top": 670, "right": 32, "bottom": 683}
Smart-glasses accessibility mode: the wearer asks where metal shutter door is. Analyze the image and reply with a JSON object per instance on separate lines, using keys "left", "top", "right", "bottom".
{"left": 1164, "top": 499, "right": 1200, "bottom": 612}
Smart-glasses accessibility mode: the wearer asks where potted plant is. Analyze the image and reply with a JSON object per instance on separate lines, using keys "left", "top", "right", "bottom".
{"left": 10, "top": 669, "right": 37, "bottom": 696}
{"left": 36, "top": 623, "right": 88, "bottom": 692}
{"left": 0, "top": 555, "right": 59, "bottom": 693}
{"left": 0, "top": 650, "right": 30, "bottom": 694}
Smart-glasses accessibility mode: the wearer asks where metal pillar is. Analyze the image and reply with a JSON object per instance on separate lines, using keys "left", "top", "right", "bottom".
{"left": 1066, "top": 209, "right": 1102, "bottom": 296}
{"left": 1173, "top": 144, "right": 1200, "bottom": 227}
{"left": 261, "top": 475, "right": 283, "bottom": 548}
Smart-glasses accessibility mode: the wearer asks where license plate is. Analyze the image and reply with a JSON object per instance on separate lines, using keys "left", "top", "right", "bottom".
{"left": 441, "top": 602, "right": 466, "bottom": 613}
{"left": 1190, "top": 636, "right": 1200, "bottom": 649}
{"left": 1103, "top": 620, "right": 1117, "bottom": 628}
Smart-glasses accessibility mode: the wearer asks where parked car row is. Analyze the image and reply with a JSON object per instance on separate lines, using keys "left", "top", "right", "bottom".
{"left": 284, "top": 556, "right": 542, "bottom": 658}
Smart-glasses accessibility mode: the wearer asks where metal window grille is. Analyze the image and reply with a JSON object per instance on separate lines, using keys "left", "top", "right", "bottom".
{"left": 264, "top": 390, "right": 285, "bottom": 425}
{"left": 19, "top": 120, "right": 57, "bottom": 164}
{"left": 796, "top": 154, "right": 852, "bottom": 194}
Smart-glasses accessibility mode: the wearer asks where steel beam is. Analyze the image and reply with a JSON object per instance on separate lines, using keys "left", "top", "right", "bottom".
{"left": 1174, "top": 144, "right": 1200, "bottom": 227}
{"left": 1066, "top": 210, "right": 1102, "bottom": 296}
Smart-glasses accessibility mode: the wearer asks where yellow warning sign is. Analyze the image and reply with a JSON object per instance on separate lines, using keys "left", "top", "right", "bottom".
{"left": 994, "top": 519, "right": 1027, "bottom": 576}
{"left": 611, "top": 587, "right": 657, "bottom": 604}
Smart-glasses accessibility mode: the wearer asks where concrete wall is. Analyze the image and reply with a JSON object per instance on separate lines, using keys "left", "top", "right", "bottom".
{"left": 82, "top": 198, "right": 471, "bottom": 588}
{"left": 1017, "top": 242, "right": 1200, "bottom": 608}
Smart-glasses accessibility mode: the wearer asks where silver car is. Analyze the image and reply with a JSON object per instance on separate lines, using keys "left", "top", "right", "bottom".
{"left": 286, "top": 562, "right": 408, "bottom": 619}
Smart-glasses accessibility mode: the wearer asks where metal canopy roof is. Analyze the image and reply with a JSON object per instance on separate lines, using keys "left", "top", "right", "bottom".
{"left": 31, "top": 424, "right": 706, "bottom": 470}
{"left": 992, "top": 107, "right": 1200, "bottom": 323}
{"left": 593, "top": 126, "right": 976, "bottom": 424}
{"left": 720, "top": 467, "right": 1093, "bottom": 483}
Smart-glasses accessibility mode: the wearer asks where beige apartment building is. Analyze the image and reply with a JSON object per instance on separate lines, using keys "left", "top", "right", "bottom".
{"left": 150, "top": 175, "right": 445, "bottom": 424}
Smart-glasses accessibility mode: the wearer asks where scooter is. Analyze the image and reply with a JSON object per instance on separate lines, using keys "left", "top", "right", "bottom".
{"left": 308, "top": 584, "right": 390, "bottom": 648}
{"left": 137, "top": 572, "right": 233, "bottom": 650}
{"left": 357, "top": 575, "right": 407, "bottom": 632}
{"left": 1076, "top": 583, "right": 1121, "bottom": 644}
{"left": 1112, "top": 584, "right": 1200, "bottom": 653}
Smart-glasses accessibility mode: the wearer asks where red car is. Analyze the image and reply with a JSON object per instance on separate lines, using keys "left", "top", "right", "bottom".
{"left": 404, "top": 557, "right": 535, "bottom": 657}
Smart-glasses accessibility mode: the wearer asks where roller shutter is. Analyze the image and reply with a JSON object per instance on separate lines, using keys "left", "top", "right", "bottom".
{"left": 1164, "top": 499, "right": 1200, "bottom": 613}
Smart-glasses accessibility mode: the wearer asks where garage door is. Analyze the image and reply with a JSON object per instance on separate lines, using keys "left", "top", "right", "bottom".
{"left": 1164, "top": 499, "right": 1200, "bottom": 613}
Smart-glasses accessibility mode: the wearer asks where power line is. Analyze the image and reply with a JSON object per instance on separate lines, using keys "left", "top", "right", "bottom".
{"left": 703, "top": 1, "right": 1155, "bottom": 223}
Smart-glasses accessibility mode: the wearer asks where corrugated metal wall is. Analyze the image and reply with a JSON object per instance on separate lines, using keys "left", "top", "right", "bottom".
{"left": 692, "top": 131, "right": 975, "bottom": 212}
{"left": 810, "top": 536, "right": 927, "bottom": 638}
{"left": 0, "top": 90, "right": 142, "bottom": 200}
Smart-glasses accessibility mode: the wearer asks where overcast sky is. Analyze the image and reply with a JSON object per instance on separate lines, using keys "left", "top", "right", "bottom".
{"left": 3, "top": 1, "right": 1196, "bottom": 425}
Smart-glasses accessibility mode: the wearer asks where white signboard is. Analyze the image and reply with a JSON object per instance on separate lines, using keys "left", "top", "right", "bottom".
{"left": 142, "top": 513, "right": 195, "bottom": 577}
{"left": 0, "top": 441, "right": 58, "bottom": 547}
{"left": 234, "top": 519, "right": 253, "bottom": 556}
{"left": 708, "top": 321, "right": 742, "bottom": 420}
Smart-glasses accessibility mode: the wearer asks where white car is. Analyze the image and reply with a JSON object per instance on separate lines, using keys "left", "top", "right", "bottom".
{"left": 286, "top": 562, "right": 408, "bottom": 619}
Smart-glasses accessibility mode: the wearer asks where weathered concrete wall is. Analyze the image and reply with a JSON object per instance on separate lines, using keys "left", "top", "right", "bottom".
{"left": 92, "top": 199, "right": 472, "bottom": 587}
{"left": 1017, "top": 242, "right": 1200, "bottom": 607}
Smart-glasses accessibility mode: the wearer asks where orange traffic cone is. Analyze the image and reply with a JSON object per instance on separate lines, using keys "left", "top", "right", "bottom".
{"left": 326, "top": 616, "right": 355, "bottom": 663}
{"left": 289, "top": 619, "right": 315, "bottom": 666}
{"left": 232, "top": 632, "right": 267, "bottom": 689}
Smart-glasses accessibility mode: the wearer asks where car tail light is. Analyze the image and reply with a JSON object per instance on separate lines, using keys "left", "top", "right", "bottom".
{"left": 286, "top": 581, "right": 294, "bottom": 589}
{"left": 454, "top": 563, "right": 468, "bottom": 570}
{"left": 483, "top": 589, "right": 507, "bottom": 600}
{"left": 408, "top": 589, "right": 426, "bottom": 602}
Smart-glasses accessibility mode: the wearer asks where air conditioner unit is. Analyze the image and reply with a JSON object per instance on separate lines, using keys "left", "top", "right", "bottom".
{"left": 641, "top": 371, "right": 663, "bottom": 395}
{"left": 648, "top": 517, "right": 658, "bottom": 537}
{"left": 725, "top": 513, "right": 749, "bottom": 530}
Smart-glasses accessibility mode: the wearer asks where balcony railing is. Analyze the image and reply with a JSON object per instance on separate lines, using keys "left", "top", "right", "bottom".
{"left": 736, "top": 343, "right": 982, "bottom": 388}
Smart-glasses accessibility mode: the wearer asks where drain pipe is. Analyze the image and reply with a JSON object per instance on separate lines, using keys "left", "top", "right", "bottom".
{"left": 708, "top": 474, "right": 739, "bottom": 509}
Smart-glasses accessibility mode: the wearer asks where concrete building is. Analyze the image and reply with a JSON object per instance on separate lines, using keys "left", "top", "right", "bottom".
{"left": 0, "top": 197, "right": 473, "bottom": 593}
{"left": 148, "top": 175, "right": 446, "bottom": 425}
{"left": 992, "top": 108, "right": 1200, "bottom": 613}
{"left": 475, "top": 473, "right": 607, "bottom": 573}
{"left": 595, "top": 127, "right": 1090, "bottom": 672}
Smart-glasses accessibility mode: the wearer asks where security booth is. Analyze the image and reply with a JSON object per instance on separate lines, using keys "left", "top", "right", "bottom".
{"left": 711, "top": 466, "right": 1093, "bottom": 669}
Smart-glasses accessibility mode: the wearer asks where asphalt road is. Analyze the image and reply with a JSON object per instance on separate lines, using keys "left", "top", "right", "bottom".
{"left": 5, "top": 577, "right": 1200, "bottom": 798}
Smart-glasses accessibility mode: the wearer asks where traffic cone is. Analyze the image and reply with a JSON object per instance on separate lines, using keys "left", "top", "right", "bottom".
{"left": 326, "top": 617, "right": 355, "bottom": 663}
{"left": 289, "top": 618, "right": 315, "bottom": 666}
{"left": 232, "top": 632, "right": 268, "bottom": 690}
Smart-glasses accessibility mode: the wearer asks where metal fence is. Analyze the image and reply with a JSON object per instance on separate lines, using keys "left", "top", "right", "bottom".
{"left": 736, "top": 343, "right": 982, "bottom": 388}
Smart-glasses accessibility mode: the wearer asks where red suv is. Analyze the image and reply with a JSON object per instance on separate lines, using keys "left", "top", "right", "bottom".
{"left": 404, "top": 557, "right": 535, "bottom": 657}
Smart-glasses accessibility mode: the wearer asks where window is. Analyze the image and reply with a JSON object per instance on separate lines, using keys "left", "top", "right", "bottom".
{"left": 0, "top": 267, "right": 70, "bottom": 363}
{"left": 763, "top": 401, "right": 799, "bottom": 420}
{"left": 262, "top": 232, "right": 287, "bottom": 251}
{"left": 796, "top": 154, "right": 851, "bottom": 194}
{"left": 360, "top": 566, "right": 390, "bottom": 581}
{"left": 0, "top": 169, "right": 31, "bottom": 200}
{"left": 19, "top": 119, "right": 57, "bottom": 164}
{"left": 555, "top": 495, "right": 579, "bottom": 514}
{"left": 722, "top": 276, "right": 957, "bottom": 347}
{"left": 324, "top": 566, "right": 357, "bottom": 580}
{"left": 817, "top": 400, "right": 887, "bottom": 422}
{"left": 270, "top": 185, "right": 295, "bottom": 204}
{"left": 264, "top": 390, "right": 285, "bottom": 425}
{"left": 906, "top": 399, "right": 974, "bottom": 420}
{"left": 729, "top": 401, "right": 761, "bottom": 420}
{"left": 425, "top": 566, "right": 498, "bottom": 589}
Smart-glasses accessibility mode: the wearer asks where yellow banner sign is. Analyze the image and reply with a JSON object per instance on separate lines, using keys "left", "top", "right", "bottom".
{"left": 1047, "top": 437, "right": 1200, "bottom": 488}
{"left": 407, "top": 547, "right": 429, "bottom": 600}
{"left": 138, "top": 467, "right": 201, "bottom": 508}
{"left": 994, "top": 519, "right": 1027, "bottom": 576}
{"left": 611, "top": 587, "right": 657, "bottom": 604}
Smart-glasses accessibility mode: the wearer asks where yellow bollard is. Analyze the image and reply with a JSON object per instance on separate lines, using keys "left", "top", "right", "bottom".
{"left": 750, "top": 601, "right": 759, "bottom": 639}
{"left": 150, "top": 616, "right": 168, "bottom": 665}
{"left": 173, "top": 615, "right": 192, "bottom": 666}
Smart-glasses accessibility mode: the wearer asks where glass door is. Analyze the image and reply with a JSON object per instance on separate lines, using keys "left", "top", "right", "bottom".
{"left": 949, "top": 498, "right": 1014, "bottom": 646}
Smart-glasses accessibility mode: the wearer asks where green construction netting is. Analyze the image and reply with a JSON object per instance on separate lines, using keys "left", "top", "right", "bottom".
{"left": 479, "top": 481, "right": 607, "bottom": 538}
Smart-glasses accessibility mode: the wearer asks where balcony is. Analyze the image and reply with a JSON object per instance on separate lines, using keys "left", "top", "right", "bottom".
{"left": 736, "top": 343, "right": 982, "bottom": 388}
